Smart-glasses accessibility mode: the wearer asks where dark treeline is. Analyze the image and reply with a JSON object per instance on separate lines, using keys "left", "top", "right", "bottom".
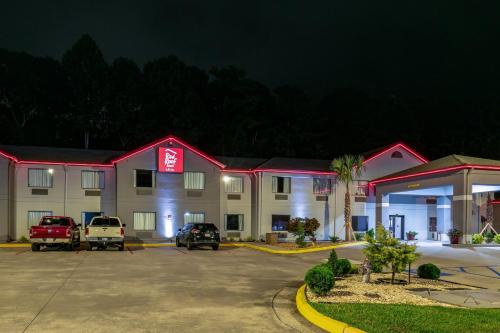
{"left": 1, "top": 35, "right": 500, "bottom": 160}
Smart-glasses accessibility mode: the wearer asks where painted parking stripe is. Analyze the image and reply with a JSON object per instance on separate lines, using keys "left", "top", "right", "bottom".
{"left": 459, "top": 267, "right": 466, "bottom": 273}
{"left": 126, "top": 247, "right": 134, "bottom": 254}
{"left": 487, "top": 266, "right": 500, "bottom": 277}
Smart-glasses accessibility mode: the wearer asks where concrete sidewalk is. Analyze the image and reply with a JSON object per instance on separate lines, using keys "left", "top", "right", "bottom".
{"left": 415, "top": 289, "right": 500, "bottom": 308}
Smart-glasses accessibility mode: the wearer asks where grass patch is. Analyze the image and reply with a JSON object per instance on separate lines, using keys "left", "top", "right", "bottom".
{"left": 310, "top": 302, "right": 500, "bottom": 333}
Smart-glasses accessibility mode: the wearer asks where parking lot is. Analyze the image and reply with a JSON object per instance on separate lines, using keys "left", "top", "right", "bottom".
{"left": 1, "top": 244, "right": 499, "bottom": 333}
{"left": 0, "top": 245, "right": 325, "bottom": 333}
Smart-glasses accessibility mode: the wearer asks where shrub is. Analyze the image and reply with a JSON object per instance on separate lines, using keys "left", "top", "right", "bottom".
{"left": 371, "top": 262, "right": 383, "bottom": 273}
{"left": 305, "top": 264, "right": 335, "bottom": 296}
{"left": 366, "top": 228, "right": 375, "bottom": 239}
{"left": 484, "top": 231, "right": 494, "bottom": 243}
{"left": 335, "top": 259, "right": 352, "bottom": 276}
{"left": 18, "top": 236, "right": 29, "bottom": 243}
{"left": 327, "top": 249, "right": 338, "bottom": 273}
{"left": 244, "top": 236, "right": 255, "bottom": 242}
{"left": 417, "top": 263, "right": 441, "bottom": 280}
{"left": 354, "top": 232, "right": 364, "bottom": 241}
{"left": 349, "top": 264, "right": 359, "bottom": 274}
{"left": 329, "top": 236, "right": 340, "bottom": 243}
{"left": 472, "top": 233, "right": 484, "bottom": 244}
{"left": 494, "top": 234, "right": 500, "bottom": 244}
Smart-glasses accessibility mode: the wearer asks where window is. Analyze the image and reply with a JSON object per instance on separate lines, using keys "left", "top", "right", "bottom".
{"left": 391, "top": 151, "right": 403, "bottom": 158}
{"left": 272, "top": 176, "right": 291, "bottom": 193}
{"left": 28, "top": 169, "right": 53, "bottom": 188}
{"left": 184, "top": 212, "right": 205, "bottom": 224}
{"left": 81, "top": 170, "right": 105, "bottom": 189}
{"left": 133, "top": 212, "right": 156, "bottom": 230}
{"left": 225, "top": 214, "right": 243, "bottom": 231}
{"left": 224, "top": 176, "right": 243, "bottom": 193}
{"left": 313, "top": 178, "right": 332, "bottom": 195}
{"left": 184, "top": 172, "right": 205, "bottom": 190}
{"left": 27, "top": 211, "right": 52, "bottom": 229}
{"left": 354, "top": 180, "right": 369, "bottom": 196}
{"left": 134, "top": 169, "right": 155, "bottom": 188}
{"left": 272, "top": 214, "right": 290, "bottom": 231}
{"left": 352, "top": 216, "right": 369, "bottom": 231}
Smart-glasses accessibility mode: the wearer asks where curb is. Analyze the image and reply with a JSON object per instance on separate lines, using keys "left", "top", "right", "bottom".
{"left": 296, "top": 284, "right": 365, "bottom": 333}
{"left": 0, "top": 241, "right": 364, "bottom": 253}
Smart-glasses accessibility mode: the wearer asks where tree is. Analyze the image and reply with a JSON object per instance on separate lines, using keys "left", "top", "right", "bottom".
{"left": 287, "top": 217, "right": 320, "bottom": 247}
{"left": 331, "top": 154, "right": 364, "bottom": 241}
{"left": 62, "top": 34, "right": 109, "bottom": 148}
{"left": 363, "top": 225, "right": 420, "bottom": 284}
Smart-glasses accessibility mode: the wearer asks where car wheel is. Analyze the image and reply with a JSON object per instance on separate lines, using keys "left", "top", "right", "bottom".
{"left": 66, "top": 240, "right": 74, "bottom": 251}
{"left": 87, "top": 243, "right": 93, "bottom": 251}
{"left": 175, "top": 237, "right": 181, "bottom": 247}
{"left": 212, "top": 244, "right": 219, "bottom": 251}
{"left": 31, "top": 244, "right": 40, "bottom": 252}
{"left": 186, "top": 239, "right": 193, "bottom": 250}
{"left": 119, "top": 242, "right": 125, "bottom": 251}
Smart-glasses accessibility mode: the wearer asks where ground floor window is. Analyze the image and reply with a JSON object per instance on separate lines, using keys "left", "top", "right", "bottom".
{"left": 133, "top": 212, "right": 156, "bottom": 230}
{"left": 225, "top": 214, "right": 243, "bottom": 231}
{"left": 184, "top": 212, "right": 205, "bottom": 224}
{"left": 271, "top": 214, "right": 290, "bottom": 231}
{"left": 27, "top": 211, "right": 52, "bottom": 229}
{"left": 352, "top": 216, "right": 368, "bottom": 231}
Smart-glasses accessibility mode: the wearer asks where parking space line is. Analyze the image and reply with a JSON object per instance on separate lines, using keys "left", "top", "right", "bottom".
{"left": 127, "top": 247, "right": 134, "bottom": 254}
{"left": 15, "top": 249, "right": 30, "bottom": 255}
{"left": 487, "top": 266, "right": 500, "bottom": 277}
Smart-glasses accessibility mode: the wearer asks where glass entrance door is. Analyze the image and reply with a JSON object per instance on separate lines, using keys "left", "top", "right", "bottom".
{"left": 388, "top": 215, "right": 405, "bottom": 239}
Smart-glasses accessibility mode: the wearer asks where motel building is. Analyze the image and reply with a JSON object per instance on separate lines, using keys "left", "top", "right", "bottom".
{"left": 1, "top": 134, "right": 499, "bottom": 244}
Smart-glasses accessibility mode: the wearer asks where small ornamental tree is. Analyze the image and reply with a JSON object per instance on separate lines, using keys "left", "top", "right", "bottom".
{"left": 287, "top": 217, "right": 321, "bottom": 246}
{"left": 304, "top": 217, "right": 320, "bottom": 243}
{"left": 363, "top": 224, "right": 420, "bottom": 284}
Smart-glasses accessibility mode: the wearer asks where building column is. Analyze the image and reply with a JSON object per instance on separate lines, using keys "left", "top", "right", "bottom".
{"left": 436, "top": 196, "right": 451, "bottom": 241}
{"left": 452, "top": 173, "right": 473, "bottom": 243}
{"left": 375, "top": 192, "right": 390, "bottom": 228}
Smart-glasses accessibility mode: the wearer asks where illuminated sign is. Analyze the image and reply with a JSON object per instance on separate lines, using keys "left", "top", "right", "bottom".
{"left": 158, "top": 147, "right": 183, "bottom": 173}
{"left": 408, "top": 183, "right": 420, "bottom": 189}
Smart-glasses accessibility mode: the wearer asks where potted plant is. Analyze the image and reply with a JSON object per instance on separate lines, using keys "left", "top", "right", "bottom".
{"left": 447, "top": 228, "right": 463, "bottom": 244}
{"left": 406, "top": 231, "right": 418, "bottom": 240}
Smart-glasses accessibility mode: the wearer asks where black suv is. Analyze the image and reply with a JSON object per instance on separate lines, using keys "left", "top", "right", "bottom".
{"left": 175, "top": 223, "right": 220, "bottom": 250}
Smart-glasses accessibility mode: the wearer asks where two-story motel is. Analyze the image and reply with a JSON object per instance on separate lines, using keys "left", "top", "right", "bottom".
{"left": 1, "top": 135, "right": 499, "bottom": 243}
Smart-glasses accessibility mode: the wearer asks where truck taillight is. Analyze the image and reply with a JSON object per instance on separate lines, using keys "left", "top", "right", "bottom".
{"left": 120, "top": 227, "right": 124, "bottom": 236}
{"left": 85, "top": 228, "right": 89, "bottom": 236}
{"left": 66, "top": 228, "right": 71, "bottom": 237}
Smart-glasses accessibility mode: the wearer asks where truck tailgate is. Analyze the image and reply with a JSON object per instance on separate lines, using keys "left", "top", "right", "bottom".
{"left": 31, "top": 226, "right": 68, "bottom": 238}
{"left": 88, "top": 226, "right": 122, "bottom": 238}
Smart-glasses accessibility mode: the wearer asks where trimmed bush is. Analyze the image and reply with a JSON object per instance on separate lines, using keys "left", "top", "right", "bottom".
{"left": 305, "top": 264, "right": 335, "bottom": 296}
{"left": 354, "top": 232, "right": 365, "bottom": 241}
{"left": 327, "top": 249, "right": 338, "bottom": 271}
{"left": 335, "top": 259, "right": 352, "bottom": 276}
{"left": 494, "top": 234, "right": 500, "bottom": 244}
{"left": 329, "top": 236, "right": 340, "bottom": 243}
{"left": 349, "top": 264, "right": 359, "bottom": 274}
{"left": 471, "top": 233, "right": 484, "bottom": 244}
{"left": 417, "top": 263, "right": 441, "bottom": 280}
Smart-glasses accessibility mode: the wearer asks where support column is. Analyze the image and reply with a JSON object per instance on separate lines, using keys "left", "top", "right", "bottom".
{"left": 375, "top": 192, "right": 389, "bottom": 228}
{"left": 452, "top": 173, "right": 473, "bottom": 243}
{"left": 437, "top": 196, "right": 451, "bottom": 242}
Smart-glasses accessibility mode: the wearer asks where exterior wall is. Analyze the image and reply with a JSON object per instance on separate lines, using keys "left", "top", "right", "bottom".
{"left": 0, "top": 157, "right": 9, "bottom": 241}
{"left": 220, "top": 172, "right": 252, "bottom": 240}
{"left": 386, "top": 195, "right": 436, "bottom": 240}
{"left": 12, "top": 164, "right": 114, "bottom": 239}
{"left": 256, "top": 172, "right": 336, "bottom": 241}
{"left": 115, "top": 142, "right": 222, "bottom": 239}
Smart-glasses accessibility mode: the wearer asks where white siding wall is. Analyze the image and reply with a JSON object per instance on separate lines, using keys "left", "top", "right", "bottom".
{"left": 219, "top": 173, "right": 252, "bottom": 240}
{"left": 0, "top": 157, "right": 9, "bottom": 240}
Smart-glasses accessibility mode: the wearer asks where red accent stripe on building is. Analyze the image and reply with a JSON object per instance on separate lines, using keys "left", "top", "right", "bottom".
{"left": 363, "top": 142, "right": 429, "bottom": 164}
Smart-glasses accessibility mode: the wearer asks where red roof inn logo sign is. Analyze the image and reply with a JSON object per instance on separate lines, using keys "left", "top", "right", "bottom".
{"left": 158, "top": 147, "right": 184, "bottom": 173}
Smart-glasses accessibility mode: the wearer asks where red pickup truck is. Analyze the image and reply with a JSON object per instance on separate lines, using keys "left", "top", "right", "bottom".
{"left": 29, "top": 216, "right": 81, "bottom": 251}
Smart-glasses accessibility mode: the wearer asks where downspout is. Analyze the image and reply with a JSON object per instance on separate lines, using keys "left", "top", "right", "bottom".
{"left": 63, "top": 165, "right": 67, "bottom": 216}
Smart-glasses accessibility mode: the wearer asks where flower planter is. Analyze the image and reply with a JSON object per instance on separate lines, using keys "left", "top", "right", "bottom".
{"left": 450, "top": 236, "right": 460, "bottom": 244}
{"left": 407, "top": 234, "right": 415, "bottom": 240}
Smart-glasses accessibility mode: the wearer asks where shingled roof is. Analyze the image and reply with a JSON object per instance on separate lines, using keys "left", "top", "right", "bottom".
{"left": 0, "top": 145, "right": 124, "bottom": 164}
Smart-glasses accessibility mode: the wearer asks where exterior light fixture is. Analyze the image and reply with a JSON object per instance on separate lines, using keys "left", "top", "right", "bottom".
{"left": 223, "top": 175, "right": 231, "bottom": 183}
{"left": 48, "top": 169, "right": 54, "bottom": 174}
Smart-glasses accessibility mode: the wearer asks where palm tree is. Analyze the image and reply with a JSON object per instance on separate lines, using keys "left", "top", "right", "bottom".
{"left": 331, "top": 154, "right": 364, "bottom": 241}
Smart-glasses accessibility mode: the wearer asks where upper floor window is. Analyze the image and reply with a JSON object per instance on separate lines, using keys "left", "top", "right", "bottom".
{"left": 82, "top": 170, "right": 105, "bottom": 189}
{"left": 313, "top": 178, "right": 332, "bottom": 195}
{"left": 184, "top": 172, "right": 205, "bottom": 190}
{"left": 224, "top": 176, "right": 243, "bottom": 193}
{"left": 28, "top": 168, "right": 53, "bottom": 188}
{"left": 391, "top": 151, "right": 403, "bottom": 158}
{"left": 353, "top": 180, "right": 369, "bottom": 196}
{"left": 272, "top": 176, "right": 291, "bottom": 193}
{"left": 134, "top": 169, "right": 155, "bottom": 188}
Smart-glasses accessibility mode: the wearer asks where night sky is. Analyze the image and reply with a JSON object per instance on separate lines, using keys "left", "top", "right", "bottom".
{"left": 2, "top": 0, "right": 499, "bottom": 99}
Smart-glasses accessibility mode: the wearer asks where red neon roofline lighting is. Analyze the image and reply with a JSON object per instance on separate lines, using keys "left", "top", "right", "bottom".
{"left": 363, "top": 142, "right": 428, "bottom": 164}
{"left": 370, "top": 164, "right": 500, "bottom": 186}
{"left": 18, "top": 160, "right": 114, "bottom": 168}
{"left": 490, "top": 200, "right": 500, "bottom": 205}
{"left": 111, "top": 135, "right": 226, "bottom": 168}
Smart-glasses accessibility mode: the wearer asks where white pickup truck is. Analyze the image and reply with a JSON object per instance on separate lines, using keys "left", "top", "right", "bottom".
{"left": 85, "top": 216, "right": 125, "bottom": 251}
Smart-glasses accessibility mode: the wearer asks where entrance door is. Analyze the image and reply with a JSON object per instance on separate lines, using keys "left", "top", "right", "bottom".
{"left": 389, "top": 215, "right": 405, "bottom": 239}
